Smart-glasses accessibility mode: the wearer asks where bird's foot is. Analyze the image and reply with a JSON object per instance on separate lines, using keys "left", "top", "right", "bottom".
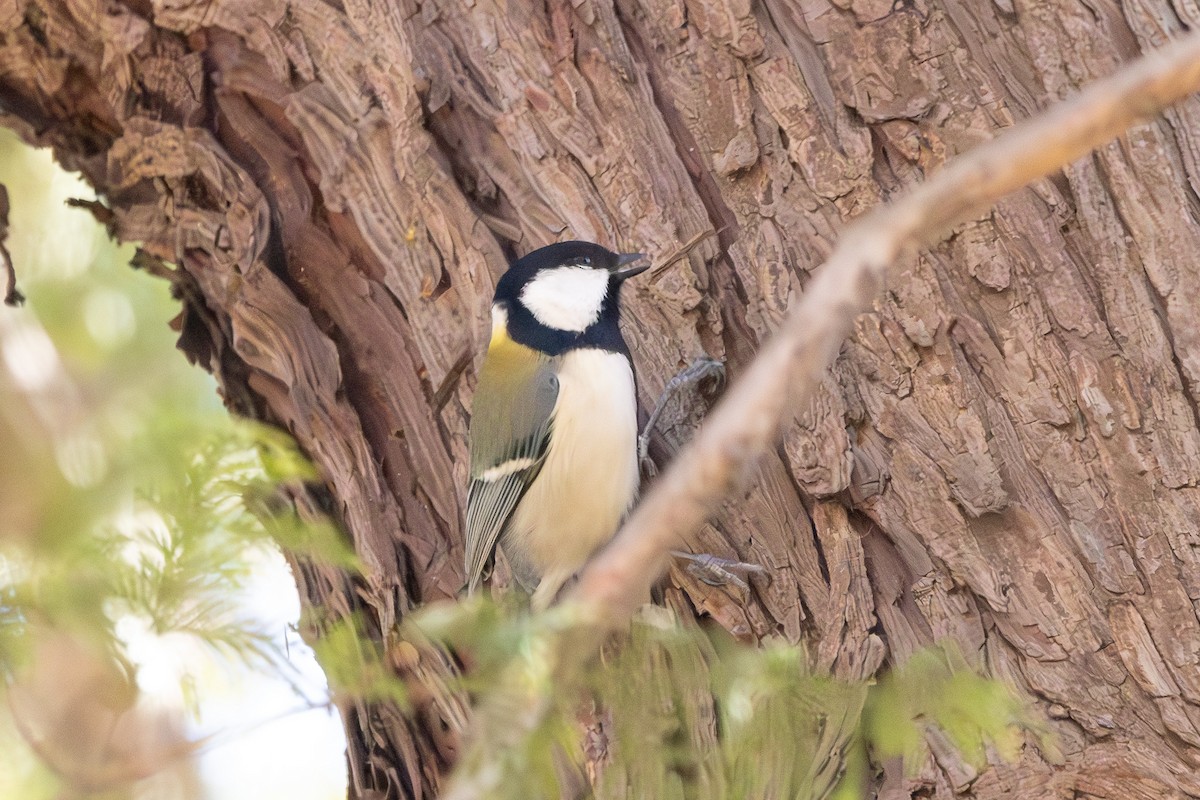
{"left": 639, "top": 356, "right": 726, "bottom": 476}
{"left": 670, "top": 550, "right": 765, "bottom": 591}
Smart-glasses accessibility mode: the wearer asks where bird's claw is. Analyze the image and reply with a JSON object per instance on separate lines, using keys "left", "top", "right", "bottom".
{"left": 671, "top": 550, "right": 765, "bottom": 591}
{"left": 639, "top": 450, "right": 659, "bottom": 478}
{"left": 639, "top": 356, "right": 726, "bottom": 471}
{"left": 668, "top": 356, "right": 727, "bottom": 395}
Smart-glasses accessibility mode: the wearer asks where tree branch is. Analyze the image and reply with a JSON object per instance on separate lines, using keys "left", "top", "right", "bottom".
{"left": 569, "top": 32, "right": 1200, "bottom": 622}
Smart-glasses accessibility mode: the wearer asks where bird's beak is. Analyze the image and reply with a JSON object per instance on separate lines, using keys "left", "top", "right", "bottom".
{"left": 613, "top": 252, "right": 649, "bottom": 281}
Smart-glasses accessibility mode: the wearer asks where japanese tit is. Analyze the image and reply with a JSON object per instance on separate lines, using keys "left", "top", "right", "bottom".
{"left": 464, "top": 241, "right": 649, "bottom": 609}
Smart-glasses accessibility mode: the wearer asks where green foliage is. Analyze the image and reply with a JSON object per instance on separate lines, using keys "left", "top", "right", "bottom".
{"left": 412, "top": 599, "right": 1051, "bottom": 800}
{"left": 1, "top": 391, "right": 350, "bottom": 674}
{"left": 311, "top": 614, "right": 408, "bottom": 707}
{"left": 863, "top": 646, "right": 1052, "bottom": 770}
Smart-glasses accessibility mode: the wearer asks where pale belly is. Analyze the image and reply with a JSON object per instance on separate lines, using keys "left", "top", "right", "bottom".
{"left": 504, "top": 348, "right": 640, "bottom": 604}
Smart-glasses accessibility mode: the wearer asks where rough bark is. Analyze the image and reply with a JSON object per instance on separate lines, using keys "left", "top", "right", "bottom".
{"left": 4, "top": 0, "right": 1200, "bottom": 797}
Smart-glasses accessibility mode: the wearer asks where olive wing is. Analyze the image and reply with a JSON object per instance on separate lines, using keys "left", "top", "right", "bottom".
{"left": 464, "top": 342, "right": 559, "bottom": 593}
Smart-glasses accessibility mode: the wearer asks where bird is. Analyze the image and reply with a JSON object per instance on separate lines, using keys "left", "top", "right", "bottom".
{"left": 463, "top": 240, "right": 649, "bottom": 609}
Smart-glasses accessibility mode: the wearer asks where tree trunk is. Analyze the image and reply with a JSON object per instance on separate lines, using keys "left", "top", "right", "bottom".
{"left": 5, "top": 0, "right": 1200, "bottom": 796}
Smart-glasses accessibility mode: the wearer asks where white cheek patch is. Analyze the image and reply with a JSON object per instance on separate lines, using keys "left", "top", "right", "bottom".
{"left": 519, "top": 266, "right": 611, "bottom": 332}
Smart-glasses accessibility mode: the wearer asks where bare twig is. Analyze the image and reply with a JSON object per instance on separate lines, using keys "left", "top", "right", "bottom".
{"left": 648, "top": 226, "right": 725, "bottom": 276}
{"left": 571, "top": 33, "right": 1200, "bottom": 620}
{"left": 0, "top": 184, "right": 23, "bottom": 306}
{"left": 445, "top": 33, "right": 1200, "bottom": 798}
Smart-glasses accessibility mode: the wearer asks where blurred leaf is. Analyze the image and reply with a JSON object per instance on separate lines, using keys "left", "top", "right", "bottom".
{"left": 311, "top": 615, "right": 408, "bottom": 708}
{"left": 414, "top": 598, "right": 1051, "bottom": 800}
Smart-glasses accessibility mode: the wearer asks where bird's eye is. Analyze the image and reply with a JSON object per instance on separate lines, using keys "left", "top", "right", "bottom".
{"left": 568, "top": 256, "right": 592, "bottom": 267}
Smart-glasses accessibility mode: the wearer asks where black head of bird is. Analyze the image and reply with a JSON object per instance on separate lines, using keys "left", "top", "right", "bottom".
{"left": 491, "top": 240, "right": 648, "bottom": 354}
